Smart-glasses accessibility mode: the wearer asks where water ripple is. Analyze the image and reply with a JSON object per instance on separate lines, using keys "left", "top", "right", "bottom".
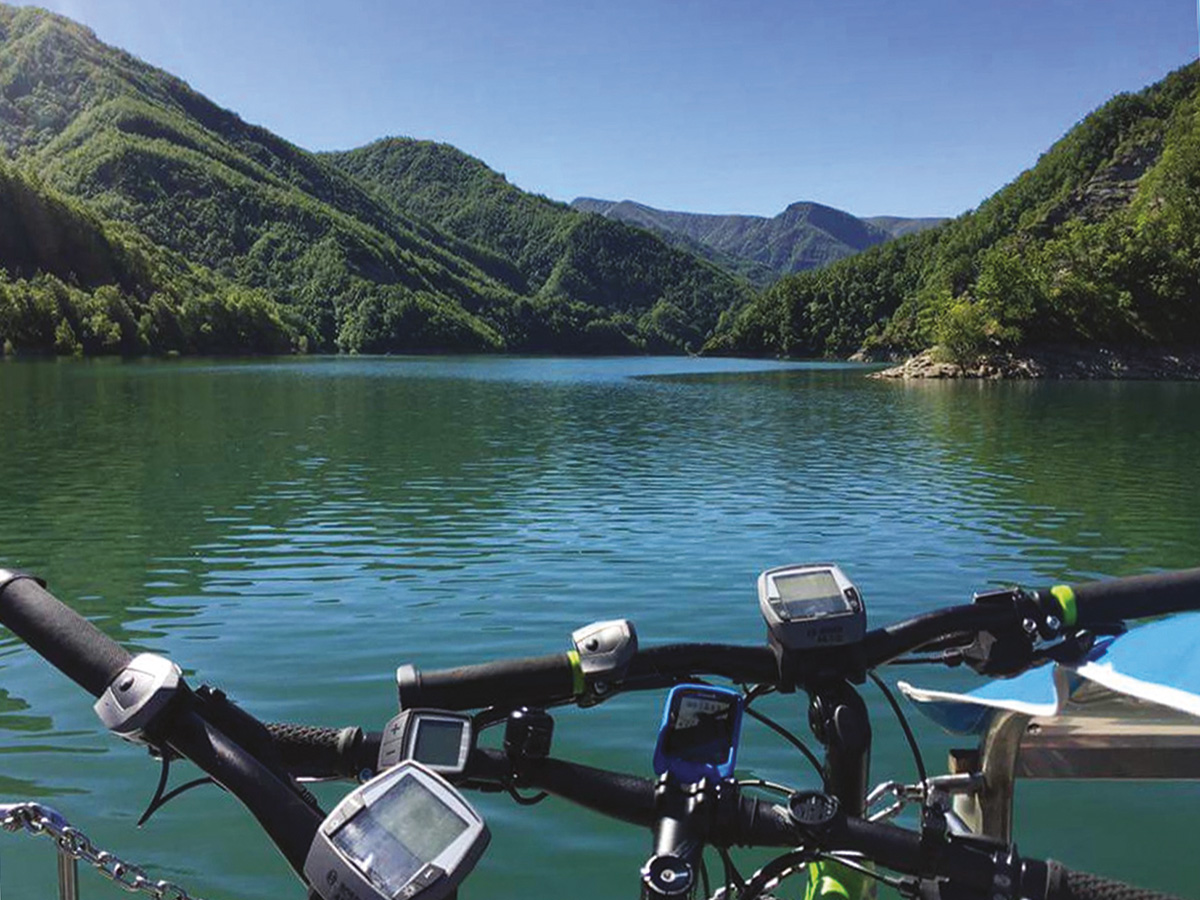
{"left": 1, "top": 359, "right": 1199, "bottom": 898}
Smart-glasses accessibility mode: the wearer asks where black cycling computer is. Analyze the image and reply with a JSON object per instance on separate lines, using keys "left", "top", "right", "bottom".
{"left": 304, "top": 760, "right": 489, "bottom": 900}
{"left": 757, "top": 562, "right": 865, "bottom": 650}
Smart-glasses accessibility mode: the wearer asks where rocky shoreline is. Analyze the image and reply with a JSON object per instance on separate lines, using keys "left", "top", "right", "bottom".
{"left": 869, "top": 346, "right": 1200, "bottom": 380}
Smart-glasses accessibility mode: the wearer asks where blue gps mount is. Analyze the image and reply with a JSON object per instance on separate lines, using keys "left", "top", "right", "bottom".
{"left": 652, "top": 683, "right": 744, "bottom": 783}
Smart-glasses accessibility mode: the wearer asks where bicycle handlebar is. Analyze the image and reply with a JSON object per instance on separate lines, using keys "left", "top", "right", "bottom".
{"left": 5, "top": 566, "right": 1199, "bottom": 900}
{"left": 1042, "top": 864, "right": 1187, "bottom": 900}
{"left": 261, "top": 727, "right": 1187, "bottom": 900}
{"left": 397, "top": 643, "right": 778, "bottom": 710}
{"left": 0, "top": 574, "right": 324, "bottom": 876}
{"left": 396, "top": 569, "right": 1200, "bottom": 712}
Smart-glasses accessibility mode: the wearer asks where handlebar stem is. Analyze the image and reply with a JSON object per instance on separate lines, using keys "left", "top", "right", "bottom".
{"left": 809, "top": 680, "right": 872, "bottom": 817}
{"left": 642, "top": 776, "right": 717, "bottom": 898}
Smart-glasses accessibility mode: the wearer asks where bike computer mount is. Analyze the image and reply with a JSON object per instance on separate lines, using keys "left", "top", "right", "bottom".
{"left": 757, "top": 563, "right": 866, "bottom": 652}
{"left": 305, "top": 759, "right": 489, "bottom": 900}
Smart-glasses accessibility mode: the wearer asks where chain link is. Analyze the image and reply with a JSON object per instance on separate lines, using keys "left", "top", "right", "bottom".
{"left": 1, "top": 802, "right": 206, "bottom": 900}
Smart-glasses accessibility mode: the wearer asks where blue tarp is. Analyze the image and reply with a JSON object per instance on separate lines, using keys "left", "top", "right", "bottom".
{"left": 899, "top": 612, "right": 1200, "bottom": 736}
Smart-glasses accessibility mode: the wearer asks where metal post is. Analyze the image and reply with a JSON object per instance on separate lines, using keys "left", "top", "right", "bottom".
{"left": 56, "top": 846, "right": 80, "bottom": 900}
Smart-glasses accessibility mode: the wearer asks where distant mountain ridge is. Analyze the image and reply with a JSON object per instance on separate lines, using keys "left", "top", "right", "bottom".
{"left": 862, "top": 215, "right": 950, "bottom": 238}
{"left": 572, "top": 197, "right": 945, "bottom": 285}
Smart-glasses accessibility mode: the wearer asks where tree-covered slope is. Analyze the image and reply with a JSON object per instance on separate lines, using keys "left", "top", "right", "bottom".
{"left": 0, "top": 4, "right": 746, "bottom": 355}
{"left": 0, "top": 5, "right": 529, "bottom": 353}
{"left": 324, "top": 139, "right": 752, "bottom": 352}
{"left": 572, "top": 198, "right": 945, "bottom": 286}
{"left": 0, "top": 157, "right": 298, "bottom": 354}
{"left": 710, "top": 61, "right": 1200, "bottom": 363}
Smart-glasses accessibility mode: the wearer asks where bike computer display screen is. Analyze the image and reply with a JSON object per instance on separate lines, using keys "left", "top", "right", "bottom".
{"left": 305, "top": 761, "right": 490, "bottom": 900}
{"left": 773, "top": 570, "right": 849, "bottom": 616}
{"left": 377, "top": 710, "right": 474, "bottom": 775}
{"left": 663, "top": 692, "right": 738, "bottom": 762}
{"left": 332, "top": 774, "right": 469, "bottom": 891}
{"left": 653, "top": 684, "right": 743, "bottom": 782}
{"left": 412, "top": 718, "right": 470, "bottom": 770}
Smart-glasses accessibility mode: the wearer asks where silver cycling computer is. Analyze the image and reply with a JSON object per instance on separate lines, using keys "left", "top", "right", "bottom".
{"left": 304, "top": 760, "right": 489, "bottom": 900}
{"left": 757, "top": 563, "right": 865, "bottom": 650}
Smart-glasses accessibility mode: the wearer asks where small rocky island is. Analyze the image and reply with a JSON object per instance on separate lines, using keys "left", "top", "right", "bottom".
{"left": 872, "top": 347, "right": 1200, "bottom": 380}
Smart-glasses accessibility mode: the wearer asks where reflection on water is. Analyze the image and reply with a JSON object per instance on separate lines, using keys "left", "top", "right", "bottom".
{"left": 1, "top": 357, "right": 1198, "bottom": 897}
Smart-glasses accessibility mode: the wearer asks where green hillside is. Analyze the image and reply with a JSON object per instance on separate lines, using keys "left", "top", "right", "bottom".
{"left": 0, "top": 156, "right": 296, "bottom": 354}
{"left": 0, "top": 5, "right": 746, "bottom": 355}
{"left": 0, "top": 5, "right": 528, "bottom": 353}
{"left": 710, "top": 61, "right": 1200, "bottom": 364}
{"left": 324, "top": 139, "right": 752, "bottom": 352}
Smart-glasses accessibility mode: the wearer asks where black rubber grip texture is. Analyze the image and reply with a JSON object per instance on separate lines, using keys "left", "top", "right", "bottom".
{"left": 1047, "top": 862, "right": 1189, "bottom": 900}
{"left": 398, "top": 652, "right": 577, "bottom": 711}
{"left": 398, "top": 643, "right": 779, "bottom": 711}
{"left": 0, "top": 577, "right": 131, "bottom": 697}
{"left": 1068, "top": 568, "right": 1200, "bottom": 626}
{"left": 266, "top": 722, "right": 369, "bottom": 778}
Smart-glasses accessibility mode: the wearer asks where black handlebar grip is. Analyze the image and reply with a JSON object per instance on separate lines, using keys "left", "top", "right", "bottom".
{"left": 397, "top": 653, "right": 577, "bottom": 711}
{"left": 1044, "top": 862, "right": 1189, "bottom": 900}
{"left": 267, "top": 722, "right": 372, "bottom": 779}
{"left": 1059, "top": 568, "right": 1200, "bottom": 627}
{"left": 0, "top": 573, "right": 131, "bottom": 697}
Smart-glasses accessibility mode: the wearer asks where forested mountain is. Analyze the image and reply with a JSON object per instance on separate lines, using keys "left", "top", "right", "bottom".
{"left": 571, "top": 197, "right": 944, "bottom": 286}
{"left": 7, "top": 3, "right": 1196, "bottom": 365}
{"left": 323, "top": 139, "right": 750, "bottom": 352}
{"left": 0, "top": 156, "right": 296, "bottom": 354}
{"left": 0, "top": 5, "right": 746, "bottom": 355}
{"left": 709, "top": 61, "right": 1200, "bottom": 364}
{"left": 0, "top": 5, "right": 524, "bottom": 353}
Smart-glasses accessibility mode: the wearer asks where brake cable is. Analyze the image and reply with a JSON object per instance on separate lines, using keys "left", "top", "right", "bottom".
{"left": 868, "top": 670, "right": 928, "bottom": 788}
{"left": 742, "top": 705, "right": 827, "bottom": 788}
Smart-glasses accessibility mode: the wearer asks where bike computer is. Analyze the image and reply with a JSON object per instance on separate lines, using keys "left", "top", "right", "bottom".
{"left": 757, "top": 563, "right": 866, "bottom": 651}
{"left": 652, "top": 684, "right": 743, "bottom": 783}
{"left": 378, "top": 710, "right": 474, "bottom": 775}
{"left": 304, "top": 760, "right": 489, "bottom": 900}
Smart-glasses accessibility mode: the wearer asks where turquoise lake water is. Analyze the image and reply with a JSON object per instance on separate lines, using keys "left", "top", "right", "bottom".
{"left": 0, "top": 356, "right": 1198, "bottom": 898}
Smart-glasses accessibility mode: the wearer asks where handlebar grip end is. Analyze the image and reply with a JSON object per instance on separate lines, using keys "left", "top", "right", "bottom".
{"left": 396, "top": 664, "right": 421, "bottom": 709}
{"left": 1066, "top": 568, "right": 1200, "bottom": 628}
{"left": 0, "top": 569, "right": 46, "bottom": 591}
{"left": 0, "top": 572, "right": 132, "bottom": 697}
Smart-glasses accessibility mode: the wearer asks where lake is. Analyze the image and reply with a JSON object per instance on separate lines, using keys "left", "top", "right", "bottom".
{"left": 1, "top": 356, "right": 1198, "bottom": 898}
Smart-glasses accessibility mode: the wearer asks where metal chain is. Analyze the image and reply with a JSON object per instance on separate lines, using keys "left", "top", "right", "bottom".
{"left": 1, "top": 802, "right": 204, "bottom": 900}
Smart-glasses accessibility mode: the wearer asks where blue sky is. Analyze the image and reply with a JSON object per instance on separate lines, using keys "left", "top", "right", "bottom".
{"left": 19, "top": 0, "right": 1198, "bottom": 218}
